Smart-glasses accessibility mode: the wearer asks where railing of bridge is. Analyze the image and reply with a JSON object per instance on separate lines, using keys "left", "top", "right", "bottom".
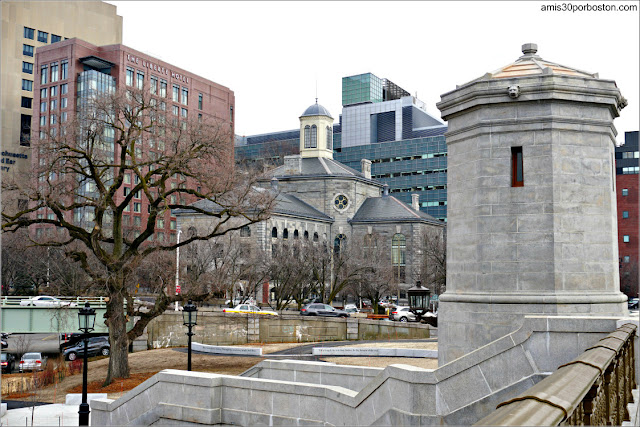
{"left": 0, "top": 296, "right": 108, "bottom": 307}
{"left": 475, "top": 323, "right": 637, "bottom": 426}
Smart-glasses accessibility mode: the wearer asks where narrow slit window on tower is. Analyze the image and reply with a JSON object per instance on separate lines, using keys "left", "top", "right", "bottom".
{"left": 511, "top": 146, "right": 524, "bottom": 187}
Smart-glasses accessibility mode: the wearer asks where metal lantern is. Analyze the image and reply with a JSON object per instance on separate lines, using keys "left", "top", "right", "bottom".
{"left": 78, "top": 302, "right": 96, "bottom": 334}
{"left": 182, "top": 300, "right": 198, "bottom": 326}
{"left": 408, "top": 281, "right": 431, "bottom": 319}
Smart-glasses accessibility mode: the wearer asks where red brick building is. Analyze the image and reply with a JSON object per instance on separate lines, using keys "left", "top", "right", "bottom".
{"left": 615, "top": 131, "right": 639, "bottom": 297}
{"left": 31, "top": 38, "right": 235, "bottom": 243}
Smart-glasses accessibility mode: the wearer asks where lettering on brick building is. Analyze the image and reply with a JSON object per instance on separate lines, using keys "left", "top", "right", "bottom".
{"left": 1, "top": 151, "right": 28, "bottom": 173}
{"left": 127, "top": 54, "right": 189, "bottom": 83}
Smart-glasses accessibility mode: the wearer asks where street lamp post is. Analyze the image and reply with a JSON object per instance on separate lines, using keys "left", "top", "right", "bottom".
{"left": 175, "top": 229, "right": 182, "bottom": 311}
{"left": 182, "top": 300, "right": 197, "bottom": 371}
{"left": 77, "top": 302, "right": 96, "bottom": 426}
{"left": 407, "top": 281, "right": 431, "bottom": 322}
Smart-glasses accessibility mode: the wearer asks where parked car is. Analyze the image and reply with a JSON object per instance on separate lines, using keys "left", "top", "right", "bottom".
{"left": 344, "top": 304, "right": 359, "bottom": 314}
{"left": 59, "top": 332, "right": 109, "bottom": 351}
{"left": 19, "top": 296, "right": 77, "bottom": 307}
{"left": 1, "top": 352, "right": 16, "bottom": 373}
{"left": 1, "top": 332, "right": 8, "bottom": 349}
{"left": 300, "top": 303, "right": 350, "bottom": 318}
{"left": 19, "top": 352, "right": 47, "bottom": 372}
{"left": 628, "top": 298, "right": 639, "bottom": 310}
{"left": 223, "top": 304, "right": 278, "bottom": 316}
{"left": 390, "top": 306, "right": 417, "bottom": 322}
{"left": 62, "top": 336, "right": 110, "bottom": 361}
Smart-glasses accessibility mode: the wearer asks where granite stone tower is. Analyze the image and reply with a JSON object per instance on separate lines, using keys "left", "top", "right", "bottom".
{"left": 436, "top": 43, "right": 629, "bottom": 364}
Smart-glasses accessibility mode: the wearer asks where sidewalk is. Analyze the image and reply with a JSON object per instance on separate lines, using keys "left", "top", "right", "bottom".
{"left": 1, "top": 403, "right": 80, "bottom": 426}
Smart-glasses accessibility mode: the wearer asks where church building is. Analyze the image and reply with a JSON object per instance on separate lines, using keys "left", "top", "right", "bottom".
{"left": 175, "top": 102, "right": 445, "bottom": 302}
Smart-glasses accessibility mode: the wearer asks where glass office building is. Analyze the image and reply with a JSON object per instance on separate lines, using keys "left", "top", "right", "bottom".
{"left": 236, "top": 73, "right": 449, "bottom": 221}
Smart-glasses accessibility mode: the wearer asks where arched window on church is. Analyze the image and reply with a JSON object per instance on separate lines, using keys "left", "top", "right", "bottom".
{"left": 271, "top": 227, "right": 278, "bottom": 238}
{"left": 304, "top": 125, "right": 311, "bottom": 148}
{"left": 310, "top": 125, "right": 317, "bottom": 148}
{"left": 326, "top": 126, "right": 332, "bottom": 150}
{"left": 283, "top": 229, "right": 289, "bottom": 240}
{"left": 334, "top": 234, "right": 347, "bottom": 255}
{"left": 240, "top": 225, "right": 251, "bottom": 237}
{"left": 304, "top": 230, "right": 309, "bottom": 240}
{"left": 293, "top": 230, "right": 299, "bottom": 239}
{"left": 391, "top": 233, "right": 406, "bottom": 282}
{"left": 313, "top": 232, "right": 319, "bottom": 242}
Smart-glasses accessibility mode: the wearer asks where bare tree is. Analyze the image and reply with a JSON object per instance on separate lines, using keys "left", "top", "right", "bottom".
{"left": 267, "top": 241, "right": 312, "bottom": 310}
{"left": 351, "top": 233, "right": 396, "bottom": 314}
{"left": 416, "top": 228, "right": 446, "bottom": 297}
{"left": 2, "top": 87, "right": 273, "bottom": 384}
{"left": 620, "top": 259, "right": 639, "bottom": 300}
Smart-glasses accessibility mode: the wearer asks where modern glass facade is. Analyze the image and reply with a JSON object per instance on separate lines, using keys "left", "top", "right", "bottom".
{"left": 342, "top": 73, "right": 384, "bottom": 106}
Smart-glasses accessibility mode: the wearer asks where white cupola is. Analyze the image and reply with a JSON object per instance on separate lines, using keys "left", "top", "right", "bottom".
{"left": 299, "top": 100, "right": 334, "bottom": 159}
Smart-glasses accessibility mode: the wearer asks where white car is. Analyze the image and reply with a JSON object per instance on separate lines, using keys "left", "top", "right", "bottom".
{"left": 223, "top": 304, "right": 278, "bottom": 316}
{"left": 19, "top": 296, "right": 77, "bottom": 307}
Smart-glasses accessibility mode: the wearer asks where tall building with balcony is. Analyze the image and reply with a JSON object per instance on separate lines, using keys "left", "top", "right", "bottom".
{"left": 236, "top": 73, "right": 449, "bottom": 221}
{"left": 1, "top": 1, "right": 123, "bottom": 193}
{"left": 31, "top": 38, "right": 235, "bottom": 242}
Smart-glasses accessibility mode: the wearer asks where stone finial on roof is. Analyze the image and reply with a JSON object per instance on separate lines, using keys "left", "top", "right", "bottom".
{"left": 521, "top": 43, "right": 538, "bottom": 56}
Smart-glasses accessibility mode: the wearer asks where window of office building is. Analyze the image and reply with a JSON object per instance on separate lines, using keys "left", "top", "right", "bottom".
{"left": 198, "top": 93, "right": 203, "bottom": 109}
{"left": 181, "top": 87, "right": 188, "bottom": 105}
{"left": 40, "top": 116, "right": 46, "bottom": 126}
{"left": 623, "top": 235, "right": 630, "bottom": 243}
{"left": 622, "top": 188, "right": 628, "bottom": 196}
{"left": 21, "top": 97, "right": 32, "bottom": 109}
{"left": 24, "top": 27, "right": 35, "bottom": 39}
{"left": 623, "top": 256, "right": 630, "bottom": 263}
{"left": 23, "top": 44, "right": 34, "bottom": 57}
{"left": 622, "top": 211, "right": 629, "bottom": 219}
{"left": 126, "top": 67, "right": 134, "bottom": 86}
{"left": 50, "top": 99, "right": 57, "bottom": 111}
{"left": 160, "top": 79, "right": 167, "bottom": 97}
{"left": 61, "top": 112, "right": 67, "bottom": 123}
{"left": 61, "top": 98, "right": 67, "bottom": 109}
{"left": 60, "top": 83, "right": 68, "bottom": 95}
{"left": 50, "top": 115, "right": 56, "bottom": 125}
{"left": 37, "top": 31, "right": 48, "bottom": 43}
{"left": 150, "top": 75, "right": 158, "bottom": 95}
{"left": 133, "top": 203, "right": 141, "bottom": 213}
{"left": 51, "top": 34, "right": 61, "bottom": 43}
{"left": 20, "top": 114, "right": 31, "bottom": 146}
{"left": 172, "top": 105, "right": 179, "bottom": 116}
{"left": 172, "top": 85, "right": 179, "bottom": 102}
{"left": 50, "top": 62, "right": 58, "bottom": 82}
{"left": 40, "top": 101, "right": 47, "bottom": 112}
{"left": 22, "top": 79, "right": 33, "bottom": 91}
{"left": 137, "top": 71, "right": 144, "bottom": 90}
{"left": 181, "top": 108, "right": 187, "bottom": 118}
{"left": 50, "top": 86, "right": 57, "bottom": 97}
{"left": 40, "top": 88, "right": 47, "bottom": 98}
{"left": 22, "top": 61, "right": 33, "bottom": 74}
{"left": 60, "top": 60, "right": 68, "bottom": 80}
{"left": 40, "top": 65, "right": 47, "bottom": 84}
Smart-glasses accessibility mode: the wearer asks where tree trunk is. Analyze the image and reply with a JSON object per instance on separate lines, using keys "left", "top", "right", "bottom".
{"left": 104, "top": 291, "right": 130, "bottom": 386}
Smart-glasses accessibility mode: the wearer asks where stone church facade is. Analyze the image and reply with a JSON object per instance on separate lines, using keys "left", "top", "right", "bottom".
{"left": 176, "top": 102, "right": 445, "bottom": 301}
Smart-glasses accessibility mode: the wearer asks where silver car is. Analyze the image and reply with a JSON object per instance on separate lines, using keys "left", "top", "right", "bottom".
{"left": 390, "top": 306, "right": 417, "bottom": 322}
{"left": 19, "top": 352, "right": 47, "bottom": 372}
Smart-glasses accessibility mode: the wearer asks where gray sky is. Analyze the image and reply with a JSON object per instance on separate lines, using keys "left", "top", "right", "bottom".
{"left": 109, "top": 1, "right": 639, "bottom": 144}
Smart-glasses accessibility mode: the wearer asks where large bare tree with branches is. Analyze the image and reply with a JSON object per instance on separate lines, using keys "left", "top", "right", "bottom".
{"left": 2, "top": 86, "right": 273, "bottom": 384}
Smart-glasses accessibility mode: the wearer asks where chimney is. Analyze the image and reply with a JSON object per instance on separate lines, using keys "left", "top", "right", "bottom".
{"left": 412, "top": 194, "right": 420, "bottom": 211}
{"left": 270, "top": 177, "right": 279, "bottom": 191}
{"left": 361, "top": 159, "right": 372, "bottom": 180}
{"left": 382, "top": 184, "right": 389, "bottom": 197}
{"left": 284, "top": 155, "right": 302, "bottom": 175}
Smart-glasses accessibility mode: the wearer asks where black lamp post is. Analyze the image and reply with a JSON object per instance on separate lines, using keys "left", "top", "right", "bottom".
{"left": 77, "top": 302, "right": 96, "bottom": 426}
{"left": 182, "top": 300, "right": 198, "bottom": 371}
{"left": 408, "top": 281, "right": 431, "bottom": 321}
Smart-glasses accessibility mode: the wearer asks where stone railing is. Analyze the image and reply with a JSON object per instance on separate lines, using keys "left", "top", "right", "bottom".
{"left": 475, "top": 323, "right": 637, "bottom": 426}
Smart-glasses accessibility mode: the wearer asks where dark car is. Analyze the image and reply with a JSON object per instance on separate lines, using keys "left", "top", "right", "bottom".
{"left": 1, "top": 352, "right": 15, "bottom": 373}
{"left": 629, "top": 298, "right": 639, "bottom": 310}
{"left": 59, "top": 332, "right": 109, "bottom": 351}
{"left": 62, "top": 336, "right": 110, "bottom": 361}
{"left": 1, "top": 332, "right": 9, "bottom": 349}
{"left": 300, "top": 303, "right": 350, "bottom": 318}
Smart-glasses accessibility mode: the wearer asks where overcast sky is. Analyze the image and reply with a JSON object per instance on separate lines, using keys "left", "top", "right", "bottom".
{"left": 108, "top": 1, "right": 639, "bottom": 144}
